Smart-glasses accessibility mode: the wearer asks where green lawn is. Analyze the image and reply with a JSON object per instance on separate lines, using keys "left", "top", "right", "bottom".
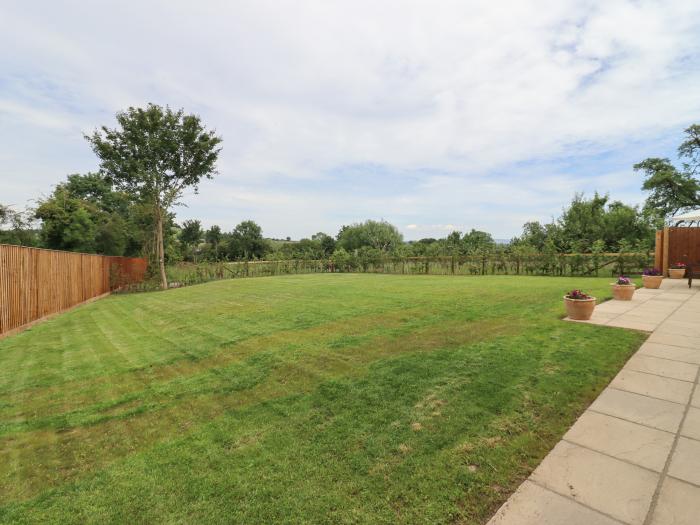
{"left": 0, "top": 274, "right": 645, "bottom": 524}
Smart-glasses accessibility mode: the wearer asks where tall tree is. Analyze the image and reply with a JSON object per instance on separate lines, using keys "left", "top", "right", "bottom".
{"left": 462, "top": 229, "right": 495, "bottom": 254}
{"left": 311, "top": 232, "right": 336, "bottom": 256}
{"left": 34, "top": 173, "right": 142, "bottom": 256}
{"left": 634, "top": 125, "right": 700, "bottom": 220}
{"left": 227, "top": 220, "right": 269, "bottom": 260}
{"left": 678, "top": 124, "right": 700, "bottom": 175}
{"left": 634, "top": 158, "right": 700, "bottom": 219}
{"left": 205, "top": 225, "right": 223, "bottom": 260}
{"left": 0, "top": 204, "right": 38, "bottom": 246}
{"left": 336, "top": 220, "right": 403, "bottom": 252}
{"left": 35, "top": 188, "right": 98, "bottom": 252}
{"left": 512, "top": 193, "right": 653, "bottom": 252}
{"left": 86, "top": 104, "right": 222, "bottom": 289}
{"left": 180, "top": 219, "right": 203, "bottom": 261}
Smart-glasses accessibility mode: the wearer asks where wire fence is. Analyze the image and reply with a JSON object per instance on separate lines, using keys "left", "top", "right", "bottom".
{"left": 120, "top": 252, "right": 654, "bottom": 290}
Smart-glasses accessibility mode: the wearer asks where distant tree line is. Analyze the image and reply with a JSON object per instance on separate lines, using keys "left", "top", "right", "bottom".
{"left": 4, "top": 122, "right": 700, "bottom": 269}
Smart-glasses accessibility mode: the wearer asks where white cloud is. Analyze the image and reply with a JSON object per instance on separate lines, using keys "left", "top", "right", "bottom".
{"left": 2, "top": 0, "right": 700, "bottom": 239}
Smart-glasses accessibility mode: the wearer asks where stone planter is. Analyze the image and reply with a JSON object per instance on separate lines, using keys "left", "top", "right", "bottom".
{"left": 611, "top": 284, "right": 635, "bottom": 301}
{"left": 642, "top": 275, "right": 663, "bottom": 289}
{"left": 669, "top": 268, "right": 686, "bottom": 279}
{"left": 564, "top": 296, "right": 596, "bottom": 320}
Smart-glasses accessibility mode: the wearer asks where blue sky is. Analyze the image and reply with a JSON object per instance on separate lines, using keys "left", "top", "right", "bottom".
{"left": 2, "top": 0, "right": 700, "bottom": 240}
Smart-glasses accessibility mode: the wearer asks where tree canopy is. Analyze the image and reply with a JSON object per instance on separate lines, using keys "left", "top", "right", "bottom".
{"left": 336, "top": 220, "right": 404, "bottom": 252}
{"left": 86, "top": 104, "right": 222, "bottom": 288}
{"left": 34, "top": 173, "right": 144, "bottom": 255}
{"left": 635, "top": 125, "right": 700, "bottom": 220}
{"left": 511, "top": 193, "right": 654, "bottom": 253}
{"left": 227, "top": 220, "right": 269, "bottom": 260}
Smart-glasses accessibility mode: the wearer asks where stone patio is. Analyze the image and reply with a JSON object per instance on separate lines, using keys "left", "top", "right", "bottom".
{"left": 488, "top": 278, "right": 700, "bottom": 525}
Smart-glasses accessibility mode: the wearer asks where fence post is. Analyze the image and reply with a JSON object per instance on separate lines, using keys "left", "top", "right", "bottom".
{"left": 662, "top": 227, "right": 669, "bottom": 275}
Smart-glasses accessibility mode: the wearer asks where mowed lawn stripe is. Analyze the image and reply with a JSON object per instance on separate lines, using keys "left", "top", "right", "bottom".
{"left": 0, "top": 274, "right": 645, "bottom": 523}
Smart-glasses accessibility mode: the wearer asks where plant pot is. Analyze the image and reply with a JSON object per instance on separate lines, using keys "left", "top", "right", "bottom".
{"left": 642, "top": 275, "right": 663, "bottom": 289}
{"left": 611, "top": 284, "right": 635, "bottom": 301}
{"left": 564, "top": 296, "right": 596, "bottom": 320}
{"left": 669, "top": 268, "right": 686, "bottom": 279}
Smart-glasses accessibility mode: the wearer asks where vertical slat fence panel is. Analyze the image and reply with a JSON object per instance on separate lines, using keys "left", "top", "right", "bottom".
{"left": 664, "top": 227, "right": 700, "bottom": 275}
{"left": 0, "top": 244, "right": 147, "bottom": 337}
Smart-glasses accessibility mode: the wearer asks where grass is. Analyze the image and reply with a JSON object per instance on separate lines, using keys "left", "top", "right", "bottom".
{"left": 0, "top": 274, "right": 646, "bottom": 524}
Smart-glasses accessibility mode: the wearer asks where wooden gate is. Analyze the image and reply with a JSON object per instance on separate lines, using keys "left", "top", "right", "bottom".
{"left": 654, "top": 227, "right": 700, "bottom": 274}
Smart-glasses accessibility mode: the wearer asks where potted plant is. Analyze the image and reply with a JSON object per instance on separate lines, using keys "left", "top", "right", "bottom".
{"left": 669, "top": 262, "right": 687, "bottom": 279}
{"left": 564, "top": 289, "right": 596, "bottom": 320}
{"left": 642, "top": 268, "right": 663, "bottom": 289}
{"left": 611, "top": 275, "right": 635, "bottom": 300}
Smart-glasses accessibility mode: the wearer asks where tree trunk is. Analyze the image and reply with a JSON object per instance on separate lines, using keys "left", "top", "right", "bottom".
{"left": 155, "top": 205, "right": 168, "bottom": 290}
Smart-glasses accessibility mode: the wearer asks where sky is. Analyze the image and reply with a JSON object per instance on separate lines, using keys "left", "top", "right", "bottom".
{"left": 2, "top": 0, "right": 700, "bottom": 241}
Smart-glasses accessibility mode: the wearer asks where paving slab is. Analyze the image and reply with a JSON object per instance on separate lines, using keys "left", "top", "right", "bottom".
{"left": 680, "top": 406, "right": 700, "bottom": 440}
{"left": 667, "top": 436, "right": 700, "bottom": 485}
{"left": 586, "top": 311, "right": 620, "bottom": 320}
{"left": 657, "top": 319, "right": 700, "bottom": 330}
{"left": 647, "top": 332, "right": 700, "bottom": 349}
{"left": 648, "top": 477, "right": 700, "bottom": 525}
{"left": 637, "top": 342, "right": 700, "bottom": 365}
{"left": 563, "top": 411, "right": 674, "bottom": 472}
{"left": 692, "top": 388, "right": 700, "bottom": 408}
{"left": 605, "top": 319, "right": 657, "bottom": 332}
{"left": 655, "top": 323, "right": 700, "bottom": 338}
{"left": 486, "top": 480, "right": 622, "bottom": 525}
{"left": 588, "top": 388, "right": 685, "bottom": 433}
{"left": 594, "top": 301, "right": 637, "bottom": 314}
{"left": 617, "top": 312, "right": 673, "bottom": 324}
{"left": 609, "top": 369, "right": 693, "bottom": 404}
{"left": 624, "top": 354, "right": 698, "bottom": 382}
{"left": 649, "top": 293, "right": 689, "bottom": 302}
{"left": 628, "top": 306, "right": 678, "bottom": 317}
{"left": 530, "top": 441, "right": 657, "bottom": 525}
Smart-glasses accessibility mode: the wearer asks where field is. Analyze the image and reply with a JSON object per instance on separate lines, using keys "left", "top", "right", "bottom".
{"left": 0, "top": 274, "right": 646, "bottom": 524}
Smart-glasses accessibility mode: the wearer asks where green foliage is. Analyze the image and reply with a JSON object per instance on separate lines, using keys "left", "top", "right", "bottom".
{"left": 204, "top": 225, "right": 223, "bottom": 261}
{"left": 87, "top": 104, "right": 222, "bottom": 288}
{"left": 266, "top": 232, "right": 337, "bottom": 260}
{"left": 462, "top": 229, "right": 495, "bottom": 254}
{"left": 35, "top": 188, "right": 97, "bottom": 253}
{"left": 0, "top": 204, "right": 39, "bottom": 246}
{"left": 155, "top": 250, "right": 653, "bottom": 289}
{"left": 179, "top": 219, "right": 203, "bottom": 261}
{"left": 678, "top": 124, "right": 700, "bottom": 175}
{"left": 34, "top": 173, "right": 144, "bottom": 256}
{"left": 86, "top": 105, "right": 222, "bottom": 205}
{"left": 634, "top": 158, "right": 700, "bottom": 219}
{"left": 337, "top": 219, "right": 403, "bottom": 252}
{"left": 311, "top": 231, "right": 336, "bottom": 255}
{"left": 227, "top": 220, "right": 269, "bottom": 260}
{"left": 512, "top": 193, "right": 654, "bottom": 253}
{"left": 180, "top": 220, "right": 203, "bottom": 247}
{"left": 330, "top": 247, "right": 353, "bottom": 271}
{"left": 634, "top": 124, "right": 700, "bottom": 220}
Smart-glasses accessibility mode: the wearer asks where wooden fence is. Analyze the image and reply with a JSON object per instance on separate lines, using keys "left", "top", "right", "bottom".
{"left": 654, "top": 227, "right": 700, "bottom": 275}
{"left": 0, "top": 244, "right": 147, "bottom": 337}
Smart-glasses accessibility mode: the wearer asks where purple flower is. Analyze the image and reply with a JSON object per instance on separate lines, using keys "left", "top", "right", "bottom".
{"left": 566, "top": 289, "right": 591, "bottom": 300}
